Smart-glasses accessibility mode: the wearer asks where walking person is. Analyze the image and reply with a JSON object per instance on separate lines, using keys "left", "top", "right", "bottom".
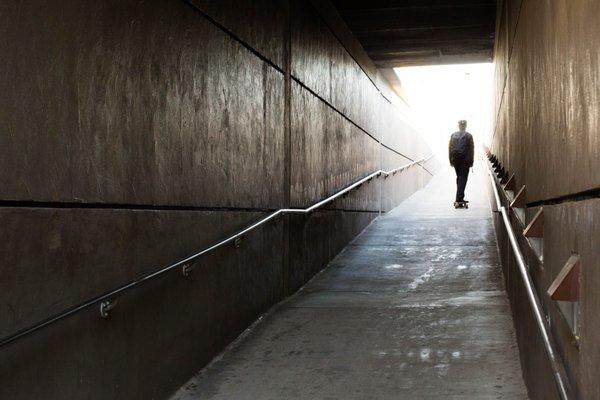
{"left": 449, "top": 120, "right": 474, "bottom": 208}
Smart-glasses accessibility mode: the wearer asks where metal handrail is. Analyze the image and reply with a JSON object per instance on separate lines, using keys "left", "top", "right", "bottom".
{"left": 487, "top": 163, "right": 573, "bottom": 400}
{"left": 0, "top": 155, "right": 433, "bottom": 349}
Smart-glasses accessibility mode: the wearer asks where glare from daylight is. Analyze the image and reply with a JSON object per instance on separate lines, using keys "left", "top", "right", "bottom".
{"left": 394, "top": 63, "right": 494, "bottom": 160}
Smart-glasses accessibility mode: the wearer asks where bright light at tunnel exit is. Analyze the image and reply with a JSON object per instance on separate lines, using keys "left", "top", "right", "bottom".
{"left": 394, "top": 63, "right": 494, "bottom": 161}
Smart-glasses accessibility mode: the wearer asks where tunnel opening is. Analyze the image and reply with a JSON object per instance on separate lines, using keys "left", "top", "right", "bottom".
{"left": 393, "top": 62, "right": 495, "bottom": 159}
{"left": 2, "top": 0, "right": 597, "bottom": 399}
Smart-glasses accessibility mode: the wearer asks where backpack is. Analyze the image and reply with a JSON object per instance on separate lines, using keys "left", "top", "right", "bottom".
{"left": 450, "top": 132, "right": 469, "bottom": 162}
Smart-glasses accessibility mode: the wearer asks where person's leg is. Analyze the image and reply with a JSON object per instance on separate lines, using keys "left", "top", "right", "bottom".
{"left": 456, "top": 164, "right": 470, "bottom": 202}
{"left": 454, "top": 166, "right": 461, "bottom": 201}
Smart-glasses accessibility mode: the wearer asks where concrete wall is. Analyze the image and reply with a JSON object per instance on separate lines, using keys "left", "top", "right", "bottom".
{"left": 490, "top": 1, "right": 600, "bottom": 398}
{"left": 0, "top": 1, "right": 434, "bottom": 399}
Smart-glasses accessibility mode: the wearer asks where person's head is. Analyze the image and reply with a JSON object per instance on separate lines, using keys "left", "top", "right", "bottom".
{"left": 458, "top": 120, "right": 467, "bottom": 131}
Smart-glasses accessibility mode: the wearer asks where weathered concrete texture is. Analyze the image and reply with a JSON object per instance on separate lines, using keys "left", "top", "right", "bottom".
{"left": 292, "top": 0, "right": 379, "bottom": 139}
{"left": 292, "top": 0, "right": 337, "bottom": 104}
{"left": 377, "top": 100, "right": 429, "bottom": 160}
{"left": 187, "top": 0, "right": 287, "bottom": 68}
{"left": 0, "top": 0, "right": 285, "bottom": 208}
{"left": 380, "top": 147, "right": 433, "bottom": 213}
{"left": 0, "top": 208, "right": 380, "bottom": 400}
{"left": 0, "top": 1, "right": 436, "bottom": 399}
{"left": 290, "top": 82, "right": 380, "bottom": 210}
{"left": 542, "top": 201, "right": 600, "bottom": 400}
{"left": 287, "top": 210, "right": 378, "bottom": 295}
{"left": 492, "top": 0, "right": 600, "bottom": 202}
{"left": 0, "top": 208, "right": 282, "bottom": 339}
{"left": 486, "top": 176, "right": 561, "bottom": 400}
{"left": 171, "top": 167, "right": 527, "bottom": 400}
{"left": 0, "top": 209, "right": 284, "bottom": 400}
{"left": 290, "top": 1, "right": 430, "bottom": 161}
{"left": 491, "top": 1, "right": 600, "bottom": 398}
{"left": 490, "top": 173, "right": 600, "bottom": 400}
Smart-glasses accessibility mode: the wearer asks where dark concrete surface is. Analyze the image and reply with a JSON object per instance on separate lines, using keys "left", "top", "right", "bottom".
{"left": 0, "top": 2, "right": 435, "bottom": 398}
{"left": 332, "top": 0, "right": 496, "bottom": 67}
{"left": 492, "top": 0, "right": 600, "bottom": 203}
{"left": 170, "top": 166, "right": 527, "bottom": 400}
{"left": 491, "top": 1, "right": 600, "bottom": 397}
{"left": 488, "top": 158, "right": 600, "bottom": 400}
{"left": 0, "top": 0, "right": 286, "bottom": 207}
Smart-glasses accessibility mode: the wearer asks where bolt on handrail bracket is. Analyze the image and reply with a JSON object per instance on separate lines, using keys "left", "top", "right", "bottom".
{"left": 0, "top": 155, "right": 432, "bottom": 349}
{"left": 487, "top": 164, "right": 573, "bottom": 400}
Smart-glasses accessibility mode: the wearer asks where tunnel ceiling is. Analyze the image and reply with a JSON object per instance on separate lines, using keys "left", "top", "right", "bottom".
{"left": 332, "top": 0, "right": 496, "bottom": 67}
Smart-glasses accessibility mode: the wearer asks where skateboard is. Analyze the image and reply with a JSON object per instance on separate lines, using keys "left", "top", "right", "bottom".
{"left": 453, "top": 201, "right": 469, "bottom": 209}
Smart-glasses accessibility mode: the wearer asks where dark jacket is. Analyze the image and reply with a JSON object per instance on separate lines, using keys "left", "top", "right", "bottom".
{"left": 449, "top": 131, "right": 474, "bottom": 167}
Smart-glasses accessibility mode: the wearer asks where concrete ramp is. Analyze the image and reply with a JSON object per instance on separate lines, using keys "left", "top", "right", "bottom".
{"left": 171, "top": 164, "right": 527, "bottom": 400}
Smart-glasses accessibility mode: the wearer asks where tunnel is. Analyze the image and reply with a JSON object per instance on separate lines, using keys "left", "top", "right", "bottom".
{"left": 0, "top": 1, "right": 597, "bottom": 399}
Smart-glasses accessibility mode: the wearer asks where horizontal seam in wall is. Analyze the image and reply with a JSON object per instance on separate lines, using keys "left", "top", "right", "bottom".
{"left": 295, "top": 208, "right": 380, "bottom": 214}
{"left": 0, "top": 201, "right": 277, "bottom": 213}
{"left": 180, "top": 0, "right": 285, "bottom": 74}
{"left": 182, "top": 0, "right": 416, "bottom": 161}
{"left": 308, "top": 1, "right": 393, "bottom": 106}
{"left": 527, "top": 186, "right": 600, "bottom": 208}
{"left": 0, "top": 200, "right": 382, "bottom": 214}
{"left": 305, "top": 4, "right": 428, "bottom": 150}
{"left": 292, "top": 77, "right": 416, "bottom": 161}
{"left": 380, "top": 142, "right": 412, "bottom": 161}
{"left": 421, "top": 166, "right": 434, "bottom": 176}
{"left": 292, "top": 77, "right": 378, "bottom": 142}
{"left": 409, "top": 159, "right": 433, "bottom": 176}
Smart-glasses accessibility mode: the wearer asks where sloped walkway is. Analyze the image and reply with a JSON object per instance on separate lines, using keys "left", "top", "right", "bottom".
{"left": 171, "top": 165, "right": 527, "bottom": 400}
